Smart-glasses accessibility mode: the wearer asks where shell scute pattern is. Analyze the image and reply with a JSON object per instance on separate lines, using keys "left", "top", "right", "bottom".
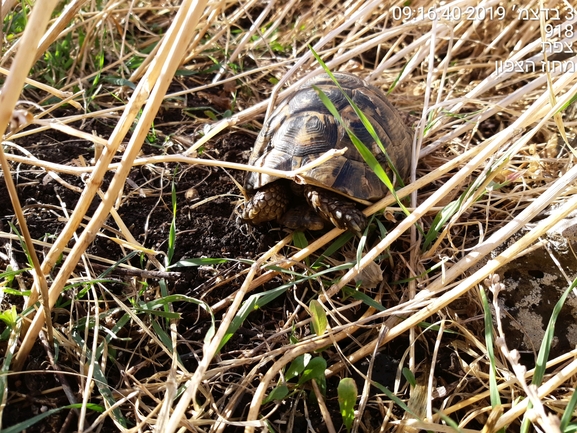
{"left": 242, "top": 72, "right": 413, "bottom": 232}
{"left": 287, "top": 85, "right": 352, "bottom": 114}
{"left": 272, "top": 114, "right": 338, "bottom": 158}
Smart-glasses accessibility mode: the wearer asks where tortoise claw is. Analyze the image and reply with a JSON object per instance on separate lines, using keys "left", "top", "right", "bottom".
{"left": 304, "top": 186, "right": 367, "bottom": 233}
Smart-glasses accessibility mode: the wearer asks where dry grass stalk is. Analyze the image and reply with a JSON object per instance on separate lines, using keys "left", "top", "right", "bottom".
{"left": 1, "top": 0, "right": 577, "bottom": 431}
{"left": 325, "top": 180, "right": 577, "bottom": 375}
{"left": 14, "top": 0, "right": 211, "bottom": 368}
{"left": 0, "top": 0, "right": 60, "bottom": 344}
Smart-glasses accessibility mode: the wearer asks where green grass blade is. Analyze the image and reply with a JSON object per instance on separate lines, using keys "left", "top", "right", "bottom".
{"left": 371, "top": 380, "right": 422, "bottom": 420}
{"left": 293, "top": 231, "right": 310, "bottom": 265}
{"left": 152, "top": 319, "right": 174, "bottom": 350}
{"left": 402, "top": 367, "right": 416, "bottom": 387}
{"left": 479, "top": 287, "right": 502, "bottom": 409}
{"left": 217, "top": 296, "right": 258, "bottom": 352}
{"left": 96, "top": 251, "right": 140, "bottom": 278}
{"left": 170, "top": 257, "right": 232, "bottom": 268}
{"left": 534, "top": 277, "right": 577, "bottom": 385}
{"left": 0, "top": 307, "right": 20, "bottom": 425}
{"left": 0, "top": 266, "right": 31, "bottom": 281}
{"left": 1, "top": 404, "right": 103, "bottom": 433}
{"left": 311, "top": 231, "right": 354, "bottom": 268}
{"left": 309, "top": 47, "right": 412, "bottom": 219}
{"left": 311, "top": 84, "right": 398, "bottom": 194}
{"left": 292, "top": 231, "right": 308, "bottom": 249}
{"left": 522, "top": 278, "right": 577, "bottom": 432}
{"left": 167, "top": 179, "right": 177, "bottom": 265}
{"left": 422, "top": 195, "right": 465, "bottom": 251}
{"left": 342, "top": 286, "right": 386, "bottom": 311}
{"left": 218, "top": 262, "right": 360, "bottom": 352}
{"left": 70, "top": 330, "right": 129, "bottom": 427}
{"left": 561, "top": 388, "right": 577, "bottom": 431}
{"left": 435, "top": 411, "right": 465, "bottom": 432}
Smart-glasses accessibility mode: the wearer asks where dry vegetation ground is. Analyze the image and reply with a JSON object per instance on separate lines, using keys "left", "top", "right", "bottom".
{"left": 1, "top": 0, "right": 577, "bottom": 432}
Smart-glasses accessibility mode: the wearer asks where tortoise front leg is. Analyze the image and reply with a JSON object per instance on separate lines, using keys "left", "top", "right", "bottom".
{"left": 242, "top": 181, "right": 290, "bottom": 225}
{"left": 304, "top": 185, "right": 367, "bottom": 233}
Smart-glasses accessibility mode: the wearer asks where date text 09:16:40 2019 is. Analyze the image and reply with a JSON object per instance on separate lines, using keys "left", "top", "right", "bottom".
{"left": 390, "top": 6, "right": 575, "bottom": 23}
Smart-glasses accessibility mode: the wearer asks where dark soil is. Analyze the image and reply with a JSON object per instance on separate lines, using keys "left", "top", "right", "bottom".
{"left": 0, "top": 90, "right": 470, "bottom": 432}
{"left": 0, "top": 100, "right": 285, "bottom": 430}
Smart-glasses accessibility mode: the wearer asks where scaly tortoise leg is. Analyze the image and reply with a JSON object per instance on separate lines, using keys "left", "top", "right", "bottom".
{"left": 279, "top": 205, "right": 326, "bottom": 231}
{"left": 304, "top": 185, "right": 367, "bottom": 233}
{"left": 242, "top": 181, "right": 290, "bottom": 225}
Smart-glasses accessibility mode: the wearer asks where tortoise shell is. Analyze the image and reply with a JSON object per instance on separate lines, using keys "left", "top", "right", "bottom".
{"left": 244, "top": 72, "right": 412, "bottom": 202}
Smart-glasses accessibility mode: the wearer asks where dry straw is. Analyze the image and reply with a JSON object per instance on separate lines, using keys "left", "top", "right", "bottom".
{"left": 1, "top": 0, "right": 577, "bottom": 432}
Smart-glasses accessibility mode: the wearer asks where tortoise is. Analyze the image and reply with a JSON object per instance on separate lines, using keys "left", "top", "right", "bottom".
{"left": 241, "top": 72, "right": 412, "bottom": 233}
